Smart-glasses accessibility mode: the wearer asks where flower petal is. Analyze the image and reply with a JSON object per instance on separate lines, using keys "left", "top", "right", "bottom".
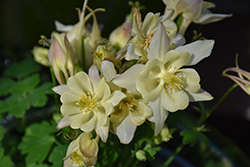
{"left": 105, "top": 90, "right": 126, "bottom": 107}
{"left": 57, "top": 115, "right": 76, "bottom": 129}
{"left": 53, "top": 85, "right": 71, "bottom": 95}
{"left": 179, "top": 68, "right": 200, "bottom": 92}
{"left": 148, "top": 23, "right": 170, "bottom": 61}
{"left": 175, "top": 39, "right": 215, "bottom": 66}
{"left": 101, "top": 60, "right": 117, "bottom": 81}
{"left": 114, "top": 116, "right": 137, "bottom": 144}
{"left": 194, "top": 9, "right": 232, "bottom": 24}
{"left": 89, "top": 65, "right": 100, "bottom": 89}
{"left": 161, "top": 90, "right": 189, "bottom": 112}
{"left": 186, "top": 88, "right": 213, "bottom": 102}
{"left": 148, "top": 98, "right": 168, "bottom": 136}
{"left": 113, "top": 64, "right": 145, "bottom": 92}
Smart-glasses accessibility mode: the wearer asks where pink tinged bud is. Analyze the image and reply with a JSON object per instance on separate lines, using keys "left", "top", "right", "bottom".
{"left": 109, "top": 16, "right": 132, "bottom": 48}
{"left": 48, "top": 35, "right": 69, "bottom": 84}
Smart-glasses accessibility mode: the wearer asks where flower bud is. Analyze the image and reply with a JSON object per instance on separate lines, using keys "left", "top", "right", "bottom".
{"left": 32, "top": 46, "right": 50, "bottom": 67}
{"left": 135, "top": 150, "right": 147, "bottom": 161}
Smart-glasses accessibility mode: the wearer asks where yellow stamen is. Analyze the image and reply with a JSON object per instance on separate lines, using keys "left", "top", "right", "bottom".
{"left": 75, "top": 92, "right": 97, "bottom": 114}
{"left": 161, "top": 68, "right": 183, "bottom": 93}
{"left": 144, "top": 31, "right": 155, "bottom": 49}
{"left": 70, "top": 151, "right": 84, "bottom": 165}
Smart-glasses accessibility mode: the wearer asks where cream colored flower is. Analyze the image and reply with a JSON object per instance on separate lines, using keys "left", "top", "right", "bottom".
{"left": 53, "top": 65, "right": 126, "bottom": 142}
{"left": 163, "top": 0, "right": 232, "bottom": 35}
{"left": 63, "top": 132, "right": 99, "bottom": 167}
{"left": 101, "top": 60, "right": 152, "bottom": 144}
{"left": 113, "top": 23, "right": 214, "bottom": 135}
{"left": 125, "top": 8, "right": 180, "bottom": 63}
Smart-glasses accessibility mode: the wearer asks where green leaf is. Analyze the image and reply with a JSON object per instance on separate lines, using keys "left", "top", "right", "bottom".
{"left": 27, "top": 90, "right": 47, "bottom": 107}
{"left": 0, "top": 77, "right": 15, "bottom": 96}
{"left": 27, "top": 164, "right": 48, "bottom": 167}
{"left": 5, "top": 94, "right": 30, "bottom": 118}
{"left": 4, "top": 58, "right": 41, "bottom": 79}
{"left": 198, "top": 132, "right": 210, "bottom": 146}
{"left": 48, "top": 145, "right": 68, "bottom": 167}
{"left": 0, "top": 156, "right": 14, "bottom": 167}
{"left": 180, "top": 130, "right": 197, "bottom": 147}
{"left": 180, "top": 117, "right": 196, "bottom": 128}
{"left": 10, "top": 74, "right": 40, "bottom": 95}
{"left": 0, "top": 101, "right": 7, "bottom": 115}
{"left": 18, "top": 121, "right": 57, "bottom": 165}
{"left": 0, "top": 126, "right": 4, "bottom": 141}
{"left": 35, "top": 82, "right": 53, "bottom": 94}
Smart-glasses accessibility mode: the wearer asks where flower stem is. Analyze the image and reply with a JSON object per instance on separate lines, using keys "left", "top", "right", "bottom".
{"left": 50, "top": 67, "right": 60, "bottom": 113}
{"left": 161, "top": 143, "right": 184, "bottom": 167}
{"left": 197, "top": 83, "right": 238, "bottom": 126}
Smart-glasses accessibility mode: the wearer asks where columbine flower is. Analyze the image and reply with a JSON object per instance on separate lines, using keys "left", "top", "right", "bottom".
{"left": 53, "top": 65, "right": 126, "bottom": 142}
{"left": 101, "top": 60, "right": 152, "bottom": 144}
{"left": 223, "top": 55, "right": 250, "bottom": 95}
{"left": 125, "top": 8, "right": 180, "bottom": 63}
{"left": 163, "top": 0, "right": 232, "bottom": 35}
{"left": 64, "top": 132, "right": 99, "bottom": 167}
{"left": 113, "top": 23, "right": 214, "bottom": 135}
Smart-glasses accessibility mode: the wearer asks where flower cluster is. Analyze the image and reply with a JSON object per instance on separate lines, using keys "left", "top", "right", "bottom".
{"left": 32, "top": 0, "right": 231, "bottom": 166}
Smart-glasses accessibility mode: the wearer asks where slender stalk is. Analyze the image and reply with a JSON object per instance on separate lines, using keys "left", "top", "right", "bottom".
{"left": 197, "top": 83, "right": 238, "bottom": 126}
{"left": 50, "top": 67, "right": 60, "bottom": 113}
{"left": 161, "top": 143, "right": 184, "bottom": 167}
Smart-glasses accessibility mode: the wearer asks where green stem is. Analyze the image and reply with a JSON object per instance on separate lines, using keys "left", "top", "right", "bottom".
{"left": 198, "top": 83, "right": 238, "bottom": 126}
{"left": 161, "top": 143, "right": 184, "bottom": 167}
{"left": 50, "top": 67, "right": 60, "bottom": 113}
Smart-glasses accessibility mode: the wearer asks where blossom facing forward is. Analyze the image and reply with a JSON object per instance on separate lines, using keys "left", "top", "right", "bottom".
{"left": 53, "top": 65, "right": 126, "bottom": 142}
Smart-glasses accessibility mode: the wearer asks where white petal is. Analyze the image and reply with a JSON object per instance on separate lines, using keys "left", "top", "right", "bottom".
{"left": 194, "top": 9, "right": 232, "bottom": 24}
{"left": 175, "top": 39, "right": 215, "bottom": 66}
{"left": 148, "top": 98, "right": 168, "bottom": 136}
{"left": 170, "top": 33, "right": 186, "bottom": 47}
{"left": 114, "top": 116, "right": 137, "bottom": 144}
{"left": 148, "top": 23, "right": 170, "bottom": 61}
{"left": 113, "top": 64, "right": 145, "bottom": 92}
{"left": 96, "top": 116, "right": 110, "bottom": 142}
{"left": 89, "top": 65, "right": 100, "bottom": 89}
{"left": 52, "top": 85, "right": 71, "bottom": 95}
{"left": 161, "top": 90, "right": 189, "bottom": 112}
{"left": 106, "top": 90, "right": 126, "bottom": 107}
{"left": 55, "top": 20, "right": 73, "bottom": 32}
{"left": 56, "top": 115, "right": 76, "bottom": 129}
{"left": 186, "top": 88, "right": 213, "bottom": 102}
{"left": 125, "top": 43, "right": 140, "bottom": 61}
{"left": 101, "top": 61, "right": 117, "bottom": 81}
{"left": 179, "top": 68, "right": 200, "bottom": 92}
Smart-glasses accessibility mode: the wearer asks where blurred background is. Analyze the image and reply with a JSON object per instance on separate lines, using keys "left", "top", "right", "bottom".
{"left": 0, "top": 0, "right": 250, "bottom": 159}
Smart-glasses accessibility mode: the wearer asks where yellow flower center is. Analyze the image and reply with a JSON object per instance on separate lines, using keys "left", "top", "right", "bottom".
{"left": 75, "top": 92, "right": 97, "bottom": 114}
{"left": 94, "top": 50, "right": 104, "bottom": 60}
{"left": 119, "top": 97, "right": 137, "bottom": 112}
{"left": 70, "top": 151, "right": 83, "bottom": 165}
{"left": 160, "top": 67, "right": 183, "bottom": 93}
{"left": 144, "top": 31, "right": 155, "bottom": 49}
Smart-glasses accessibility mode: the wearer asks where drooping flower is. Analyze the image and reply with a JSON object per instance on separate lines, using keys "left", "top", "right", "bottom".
{"left": 223, "top": 55, "right": 250, "bottom": 95}
{"left": 53, "top": 65, "right": 126, "bottom": 142}
{"left": 63, "top": 132, "right": 99, "bottom": 167}
{"left": 163, "top": 0, "right": 232, "bottom": 35}
{"left": 125, "top": 8, "right": 180, "bottom": 63}
{"left": 114, "top": 23, "right": 214, "bottom": 135}
{"left": 32, "top": 46, "right": 50, "bottom": 67}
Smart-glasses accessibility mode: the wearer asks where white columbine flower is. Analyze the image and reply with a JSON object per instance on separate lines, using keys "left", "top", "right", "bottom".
{"left": 53, "top": 65, "right": 126, "bottom": 142}
{"left": 163, "top": 0, "right": 232, "bottom": 35}
{"left": 125, "top": 8, "right": 182, "bottom": 63}
{"left": 114, "top": 23, "right": 214, "bottom": 135}
{"left": 101, "top": 60, "right": 152, "bottom": 144}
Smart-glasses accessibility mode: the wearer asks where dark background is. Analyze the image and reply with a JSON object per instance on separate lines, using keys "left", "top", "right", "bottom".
{"left": 1, "top": 0, "right": 250, "bottom": 158}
